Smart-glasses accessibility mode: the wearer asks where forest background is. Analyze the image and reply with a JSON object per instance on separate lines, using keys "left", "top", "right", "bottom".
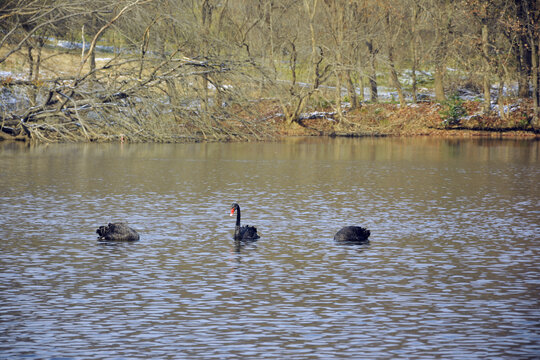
{"left": 0, "top": 0, "right": 539, "bottom": 142}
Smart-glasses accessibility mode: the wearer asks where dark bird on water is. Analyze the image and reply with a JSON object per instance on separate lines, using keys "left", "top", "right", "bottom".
{"left": 96, "top": 223, "right": 140, "bottom": 241}
{"left": 230, "top": 203, "right": 260, "bottom": 241}
{"left": 334, "top": 226, "right": 370, "bottom": 243}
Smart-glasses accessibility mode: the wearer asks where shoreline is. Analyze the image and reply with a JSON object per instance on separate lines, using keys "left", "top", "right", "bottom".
{"left": 1, "top": 101, "right": 538, "bottom": 143}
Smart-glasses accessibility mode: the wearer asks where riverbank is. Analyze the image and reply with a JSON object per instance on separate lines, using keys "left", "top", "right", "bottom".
{"left": 256, "top": 99, "right": 539, "bottom": 139}
{"left": 1, "top": 97, "right": 538, "bottom": 143}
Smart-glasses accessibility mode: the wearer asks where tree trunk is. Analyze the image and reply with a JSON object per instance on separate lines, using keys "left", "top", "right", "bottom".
{"left": 497, "top": 79, "right": 506, "bottom": 120}
{"left": 388, "top": 45, "right": 406, "bottom": 107}
{"left": 332, "top": 0, "right": 345, "bottom": 121}
{"left": 516, "top": 1, "right": 532, "bottom": 98}
{"left": 482, "top": 23, "right": 491, "bottom": 114}
{"left": 305, "top": 0, "right": 319, "bottom": 88}
{"left": 434, "top": 65, "right": 445, "bottom": 102}
{"left": 411, "top": 3, "right": 419, "bottom": 103}
{"left": 89, "top": 16, "right": 97, "bottom": 79}
{"left": 432, "top": 4, "right": 448, "bottom": 103}
{"left": 346, "top": 70, "right": 358, "bottom": 109}
{"left": 335, "top": 69, "right": 343, "bottom": 119}
{"left": 533, "top": 33, "right": 539, "bottom": 126}
{"left": 522, "top": 0, "right": 540, "bottom": 126}
{"left": 517, "top": 37, "right": 531, "bottom": 98}
{"left": 265, "top": 1, "right": 277, "bottom": 80}
{"left": 89, "top": 49, "right": 96, "bottom": 78}
{"left": 27, "top": 45, "right": 34, "bottom": 81}
{"left": 200, "top": 0, "right": 212, "bottom": 131}
{"left": 359, "top": 76, "right": 365, "bottom": 102}
{"left": 534, "top": 0, "right": 540, "bottom": 126}
{"left": 366, "top": 40, "right": 378, "bottom": 103}
{"left": 411, "top": 63, "right": 417, "bottom": 103}
{"left": 34, "top": 37, "right": 43, "bottom": 81}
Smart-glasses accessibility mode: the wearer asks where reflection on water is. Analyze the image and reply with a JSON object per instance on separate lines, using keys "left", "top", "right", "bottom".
{"left": 1, "top": 138, "right": 539, "bottom": 359}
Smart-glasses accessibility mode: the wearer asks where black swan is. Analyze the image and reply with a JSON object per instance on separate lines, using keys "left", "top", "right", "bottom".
{"left": 230, "top": 203, "right": 260, "bottom": 241}
{"left": 334, "top": 226, "right": 370, "bottom": 243}
{"left": 96, "top": 223, "right": 140, "bottom": 241}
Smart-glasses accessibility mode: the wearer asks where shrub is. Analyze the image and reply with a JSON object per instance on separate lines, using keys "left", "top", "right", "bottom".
{"left": 440, "top": 93, "right": 467, "bottom": 127}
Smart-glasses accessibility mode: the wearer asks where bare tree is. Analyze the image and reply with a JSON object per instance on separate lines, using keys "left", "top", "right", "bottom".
{"left": 1, "top": 0, "right": 537, "bottom": 142}
{"left": 517, "top": 0, "right": 540, "bottom": 124}
{"left": 382, "top": 2, "right": 406, "bottom": 107}
{"left": 425, "top": 0, "right": 459, "bottom": 102}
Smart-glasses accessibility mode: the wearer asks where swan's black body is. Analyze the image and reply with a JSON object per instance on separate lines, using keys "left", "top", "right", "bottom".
{"left": 334, "top": 226, "right": 370, "bottom": 243}
{"left": 230, "top": 203, "right": 260, "bottom": 241}
{"left": 96, "top": 223, "right": 140, "bottom": 241}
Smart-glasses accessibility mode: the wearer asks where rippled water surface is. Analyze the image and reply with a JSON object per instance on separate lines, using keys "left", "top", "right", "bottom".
{"left": 1, "top": 138, "right": 539, "bottom": 359}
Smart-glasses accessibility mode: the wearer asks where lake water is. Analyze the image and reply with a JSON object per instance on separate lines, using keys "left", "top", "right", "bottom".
{"left": 0, "top": 137, "right": 539, "bottom": 359}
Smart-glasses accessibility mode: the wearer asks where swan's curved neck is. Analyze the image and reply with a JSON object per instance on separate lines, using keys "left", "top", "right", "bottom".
{"left": 235, "top": 207, "right": 241, "bottom": 227}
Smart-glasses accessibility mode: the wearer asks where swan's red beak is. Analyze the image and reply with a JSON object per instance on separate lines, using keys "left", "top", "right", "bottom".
{"left": 230, "top": 208, "right": 235, "bottom": 216}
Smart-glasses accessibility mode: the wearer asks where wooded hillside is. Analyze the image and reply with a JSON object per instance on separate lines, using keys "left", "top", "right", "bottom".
{"left": 1, "top": 0, "right": 538, "bottom": 142}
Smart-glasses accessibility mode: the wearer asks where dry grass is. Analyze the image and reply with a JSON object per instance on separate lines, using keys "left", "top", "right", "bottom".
{"left": 0, "top": 45, "right": 101, "bottom": 81}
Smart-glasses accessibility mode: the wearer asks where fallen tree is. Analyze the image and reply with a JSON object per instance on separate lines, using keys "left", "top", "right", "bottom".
{"left": 0, "top": 0, "right": 277, "bottom": 143}
{"left": 1, "top": 53, "right": 274, "bottom": 142}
